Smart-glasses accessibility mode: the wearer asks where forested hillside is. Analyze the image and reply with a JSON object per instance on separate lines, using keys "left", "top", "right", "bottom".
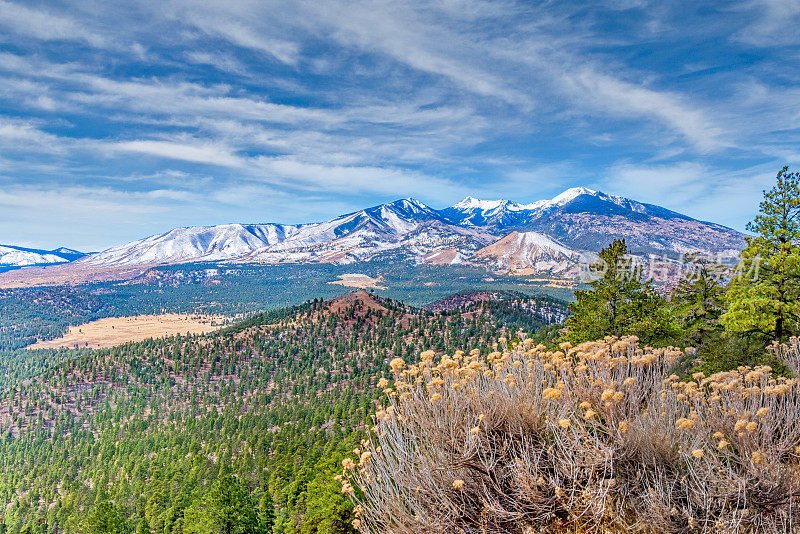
{"left": 0, "top": 287, "right": 116, "bottom": 351}
{"left": 0, "top": 291, "right": 559, "bottom": 534}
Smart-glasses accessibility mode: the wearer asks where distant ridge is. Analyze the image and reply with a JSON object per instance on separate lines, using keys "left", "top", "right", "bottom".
{"left": 0, "top": 244, "right": 85, "bottom": 269}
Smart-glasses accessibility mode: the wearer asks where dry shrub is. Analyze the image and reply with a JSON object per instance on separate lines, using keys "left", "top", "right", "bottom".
{"left": 341, "top": 337, "right": 800, "bottom": 534}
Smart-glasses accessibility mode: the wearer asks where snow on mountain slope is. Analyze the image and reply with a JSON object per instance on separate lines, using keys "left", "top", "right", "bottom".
{"left": 442, "top": 188, "right": 605, "bottom": 225}
{"left": 524, "top": 196, "right": 744, "bottom": 257}
{"left": 519, "top": 187, "right": 598, "bottom": 211}
{"left": 79, "top": 198, "right": 450, "bottom": 267}
{"left": 0, "top": 245, "right": 85, "bottom": 267}
{"left": 50, "top": 247, "right": 86, "bottom": 260}
{"left": 444, "top": 187, "right": 690, "bottom": 227}
{"left": 79, "top": 224, "right": 303, "bottom": 266}
{"left": 472, "top": 231, "right": 583, "bottom": 273}
{"left": 70, "top": 188, "right": 746, "bottom": 272}
{"left": 516, "top": 186, "right": 667, "bottom": 215}
{"left": 247, "top": 207, "right": 494, "bottom": 265}
{"left": 440, "top": 198, "right": 528, "bottom": 228}
{"left": 265, "top": 198, "right": 436, "bottom": 252}
{"left": 444, "top": 188, "right": 744, "bottom": 257}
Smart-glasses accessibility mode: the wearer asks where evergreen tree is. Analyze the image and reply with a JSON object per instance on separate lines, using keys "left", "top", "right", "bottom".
{"left": 722, "top": 167, "right": 800, "bottom": 341}
{"left": 0, "top": 292, "right": 550, "bottom": 534}
{"left": 83, "top": 502, "right": 130, "bottom": 534}
{"left": 299, "top": 456, "right": 356, "bottom": 534}
{"left": 136, "top": 516, "right": 150, "bottom": 534}
{"left": 257, "top": 492, "right": 275, "bottom": 533}
{"left": 563, "top": 239, "right": 677, "bottom": 345}
{"left": 670, "top": 253, "right": 727, "bottom": 347}
{"left": 184, "top": 475, "right": 263, "bottom": 534}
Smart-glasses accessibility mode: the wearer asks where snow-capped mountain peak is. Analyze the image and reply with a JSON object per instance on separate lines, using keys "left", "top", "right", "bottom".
{"left": 381, "top": 197, "right": 434, "bottom": 216}
{"left": 518, "top": 187, "right": 600, "bottom": 210}
{"left": 549, "top": 186, "right": 598, "bottom": 205}
{"left": 451, "top": 187, "right": 615, "bottom": 216}
{"left": 21, "top": 187, "right": 745, "bottom": 272}
{"left": 453, "top": 196, "right": 506, "bottom": 211}
{"left": 442, "top": 197, "right": 527, "bottom": 228}
{"left": 78, "top": 223, "right": 302, "bottom": 266}
{"left": 52, "top": 247, "right": 83, "bottom": 256}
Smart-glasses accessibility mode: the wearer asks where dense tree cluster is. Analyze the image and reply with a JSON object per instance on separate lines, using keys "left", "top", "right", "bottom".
{"left": 0, "top": 287, "right": 116, "bottom": 351}
{"left": 563, "top": 239, "right": 678, "bottom": 346}
{"left": 0, "top": 262, "right": 568, "bottom": 354}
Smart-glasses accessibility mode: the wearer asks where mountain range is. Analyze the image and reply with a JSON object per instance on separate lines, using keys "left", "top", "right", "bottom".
{"left": 0, "top": 244, "right": 85, "bottom": 270}
{"left": 4, "top": 187, "right": 746, "bottom": 278}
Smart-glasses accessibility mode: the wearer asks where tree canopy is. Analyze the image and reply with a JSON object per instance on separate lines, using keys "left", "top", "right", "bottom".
{"left": 563, "top": 239, "right": 677, "bottom": 345}
{"left": 722, "top": 166, "right": 800, "bottom": 341}
{"left": 184, "top": 476, "right": 263, "bottom": 534}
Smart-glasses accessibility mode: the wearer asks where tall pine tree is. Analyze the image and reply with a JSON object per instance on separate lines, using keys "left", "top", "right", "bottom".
{"left": 670, "top": 253, "right": 727, "bottom": 347}
{"left": 722, "top": 167, "right": 800, "bottom": 341}
{"left": 563, "top": 239, "right": 677, "bottom": 345}
{"left": 83, "top": 502, "right": 130, "bottom": 534}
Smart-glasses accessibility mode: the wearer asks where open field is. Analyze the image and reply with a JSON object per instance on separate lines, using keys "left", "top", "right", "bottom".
{"left": 29, "top": 313, "right": 228, "bottom": 349}
{"left": 526, "top": 277, "right": 581, "bottom": 289}
{"left": 328, "top": 273, "right": 387, "bottom": 290}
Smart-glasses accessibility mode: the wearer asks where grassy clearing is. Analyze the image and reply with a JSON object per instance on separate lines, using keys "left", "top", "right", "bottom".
{"left": 29, "top": 313, "right": 228, "bottom": 349}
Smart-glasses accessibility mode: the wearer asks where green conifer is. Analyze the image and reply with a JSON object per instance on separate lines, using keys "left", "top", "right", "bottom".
{"left": 670, "top": 253, "right": 727, "bottom": 347}
{"left": 722, "top": 167, "right": 800, "bottom": 341}
{"left": 184, "top": 475, "right": 263, "bottom": 534}
{"left": 563, "top": 239, "right": 677, "bottom": 345}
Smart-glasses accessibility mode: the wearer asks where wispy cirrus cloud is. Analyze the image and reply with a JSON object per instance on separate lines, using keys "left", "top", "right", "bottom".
{"left": 733, "top": 0, "right": 800, "bottom": 46}
{"left": 0, "top": 0, "right": 798, "bottom": 248}
{"left": 112, "top": 139, "right": 245, "bottom": 168}
{"left": 0, "top": 0, "right": 110, "bottom": 48}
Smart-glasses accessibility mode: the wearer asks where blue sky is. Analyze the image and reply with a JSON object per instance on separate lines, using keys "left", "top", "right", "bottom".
{"left": 1, "top": 0, "right": 799, "bottom": 250}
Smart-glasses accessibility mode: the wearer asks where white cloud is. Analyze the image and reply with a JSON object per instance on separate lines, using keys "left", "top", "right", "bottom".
{"left": 295, "top": 1, "right": 533, "bottom": 107}
{"left": 0, "top": 185, "right": 179, "bottom": 250}
{"left": 603, "top": 162, "right": 712, "bottom": 204}
{"left": 184, "top": 51, "right": 248, "bottom": 75}
{"left": 560, "top": 68, "right": 727, "bottom": 153}
{"left": 1, "top": 0, "right": 798, "bottom": 247}
{"left": 113, "top": 139, "right": 245, "bottom": 168}
{"left": 0, "top": 118, "right": 69, "bottom": 154}
{"left": 185, "top": 17, "right": 300, "bottom": 66}
{"left": 252, "top": 157, "right": 470, "bottom": 199}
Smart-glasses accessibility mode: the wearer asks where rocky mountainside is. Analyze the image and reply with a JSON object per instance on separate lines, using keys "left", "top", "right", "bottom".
{"left": 520, "top": 192, "right": 742, "bottom": 258}
{"left": 45, "top": 188, "right": 746, "bottom": 277}
{"left": 442, "top": 188, "right": 743, "bottom": 258}
{"left": 78, "top": 198, "right": 495, "bottom": 267}
{"left": 471, "top": 231, "right": 584, "bottom": 273}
